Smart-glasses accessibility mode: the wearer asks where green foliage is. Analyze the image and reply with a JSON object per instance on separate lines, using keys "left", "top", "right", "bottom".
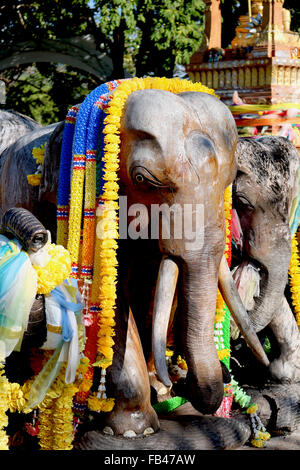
{"left": 0, "top": 0, "right": 91, "bottom": 46}
{"left": 3, "top": 1, "right": 299, "bottom": 125}
{"left": 4, "top": 66, "right": 58, "bottom": 125}
{"left": 93, "top": 0, "right": 205, "bottom": 77}
{"left": 2, "top": 64, "right": 98, "bottom": 125}
{"left": 133, "top": 0, "right": 205, "bottom": 77}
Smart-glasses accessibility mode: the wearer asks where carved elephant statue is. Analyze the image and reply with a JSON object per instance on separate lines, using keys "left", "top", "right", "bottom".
{"left": 0, "top": 120, "right": 64, "bottom": 236}
{"left": 0, "top": 86, "right": 269, "bottom": 439}
{"left": 231, "top": 136, "right": 300, "bottom": 385}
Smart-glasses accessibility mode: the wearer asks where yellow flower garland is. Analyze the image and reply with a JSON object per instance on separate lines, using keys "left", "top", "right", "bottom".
{"left": 289, "top": 229, "right": 300, "bottom": 328}
{"left": 32, "top": 243, "right": 72, "bottom": 294}
{"left": 215, "top": 184, "right": 232, "bottom": 361}
{"left": 0, "top": 362, "right": 9, "bottom": 450}
{"left": 38, "top": 367, "right": 78, "bottom": 451}
{"left": 0, "top": 356, "right": 84, "bottom": 450}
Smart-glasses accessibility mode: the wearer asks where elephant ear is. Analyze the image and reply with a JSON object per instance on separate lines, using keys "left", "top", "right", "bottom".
{"left": 39, "top": 121, "right": 65, "bottom": 201}
{"left": 178, "top": 91, "right": 238, "bottom": 189}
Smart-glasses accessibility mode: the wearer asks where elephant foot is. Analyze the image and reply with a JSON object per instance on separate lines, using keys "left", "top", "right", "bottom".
{"left": 101, "top": 402, "right": 160, "bottom": 437}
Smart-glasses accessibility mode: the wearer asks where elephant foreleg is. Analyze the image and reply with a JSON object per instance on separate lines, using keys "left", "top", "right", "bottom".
{"left": 104, "top": 305, "right": 160, "bottom": 437}
{"left": 268, "top": 296, "right": 300, "bottom": 384}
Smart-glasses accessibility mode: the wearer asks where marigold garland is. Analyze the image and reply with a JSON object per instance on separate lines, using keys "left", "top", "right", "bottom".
{"left": 0, "top": 362, "right": 9, "bottom": 450}
{"left": 289, "top": 229, "right": 300, "bottom": 328}
{"left": 214, "top": 184, "right": 232, "bottom": 366}
{"left": 32, "top": 243, "right": 72, "bottom": 294}
{"left": 34, "top": 361, "right": 79, "bottom": 450}
{"left": 0, "top": 355, "right": 85, "bottom": 450}
{"left": 27, "top": 143, "right": 46, "bottom": 186}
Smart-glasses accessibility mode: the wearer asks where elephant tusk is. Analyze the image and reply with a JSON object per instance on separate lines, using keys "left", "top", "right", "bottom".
{"left": 152, "top": 256, "right": 179, "bottom": 387}
{"left": 218, "top": 254, "right": 270, "bottom": 367}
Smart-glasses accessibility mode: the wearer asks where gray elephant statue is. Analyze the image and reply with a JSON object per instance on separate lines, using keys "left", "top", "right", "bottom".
{"left": 0, "top": 80, "right": 270, "bottom": 449}
{"left": 231, "top": 136, "right": 299, "bottom": 385}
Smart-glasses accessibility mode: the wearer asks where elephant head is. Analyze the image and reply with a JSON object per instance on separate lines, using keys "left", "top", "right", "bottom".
{"left": 232, "top": 136, "right": 300, "bottom": 383}
{"left": 117, "top": 90, "right": 268, "bottom": 414}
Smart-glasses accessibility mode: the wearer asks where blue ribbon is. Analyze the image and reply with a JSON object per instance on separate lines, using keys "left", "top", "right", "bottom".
{"left": 0, "top": 246, "right": 28, "bottom": 299}
{"left": 50, "top": 287, "right": 83, "bottom": 342}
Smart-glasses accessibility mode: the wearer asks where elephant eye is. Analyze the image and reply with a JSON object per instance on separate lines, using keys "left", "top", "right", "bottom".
{"left": 234, "top": 194, "right": 254, "bottom": 211}
{"left": 131, "top": 166, "right": 170, "bottom": 188}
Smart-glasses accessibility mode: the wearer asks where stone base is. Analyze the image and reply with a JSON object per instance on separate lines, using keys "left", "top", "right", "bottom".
{"left": 74, "top": 402, "right": 251, "bottom": 451}
{"left": 243, "top": 383, "right": 300, "bottom": 434}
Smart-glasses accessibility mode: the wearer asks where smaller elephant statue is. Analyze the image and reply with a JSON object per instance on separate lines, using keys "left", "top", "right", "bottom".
{"left": 231, "top": 135, "right": 300, "bottom": 385}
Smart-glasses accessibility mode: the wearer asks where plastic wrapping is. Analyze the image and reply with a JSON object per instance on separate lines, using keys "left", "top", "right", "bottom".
{"left": 0, "top": 235, "right": 37, "bottom": 359}
{"left": 232, "top": 261, "right": 260, "bottom": 311}
{"left": 231, "top": 261, "right": 261, "bottom": 339}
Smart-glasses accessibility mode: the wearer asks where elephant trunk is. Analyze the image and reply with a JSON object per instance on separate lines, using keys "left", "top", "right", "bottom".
{"left": 249, "top": 268, "right": 289, "bottom": 332}
{"left": 245, "top": 232, "right": 292, "bottom": 332}
{"left": 179, "top": 254, "right": 224, "bottom": 414}
{"left": 218, "top": 255, "right": 269, "bottom": 366}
